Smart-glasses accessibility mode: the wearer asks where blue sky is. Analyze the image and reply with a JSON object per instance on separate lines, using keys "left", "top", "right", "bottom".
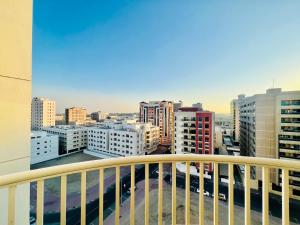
{"left": 33, "top": 0, "right": 300, "bottom": 113}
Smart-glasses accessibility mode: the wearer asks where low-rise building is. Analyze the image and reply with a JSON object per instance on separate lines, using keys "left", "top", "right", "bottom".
{"left": 91, "top": 111, "right": 109, "bottom": 122}
{"left": 86, "top": 121, "right": 159, "bottom": 157}
{"left": 30, "top": 131, "right": 59, "bottom": 164}
{"left": 42, "top": 125, "right": 88, "bottom": 155}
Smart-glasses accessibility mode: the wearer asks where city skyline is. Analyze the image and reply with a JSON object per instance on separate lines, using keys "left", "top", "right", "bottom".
{"left": 33, "top": 1, "right": 300, "bottom": 113}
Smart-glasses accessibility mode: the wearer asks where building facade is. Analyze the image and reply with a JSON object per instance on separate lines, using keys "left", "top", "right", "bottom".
{"left": 31, "top": 97, "right": 56, "bottom": 130}
{"left": 0, "top": 0, "right": 32, "bottom": 224}
{"left": 139, "top": 101, "right": 174, "bottom": 145}
{"left": 238, "top": 88, "right": 300, "bottom": 197}
{"left": 42, "top": 125, "right": 88, "bottom": 155}
{"left": 65, "top": 107, "right": 87, "bottom": 125}
{"left": 230, "top": 94, "right": 245, "bottom": 143}
{"left": 91, "top": 111, "right": 109, "bottom": 122}
{"left": 86, "top": 121, "right": 159, "bottom": 157}
{"left": 276, "top": 91, "right": 300, "bottom": 197}
{"left": 173, "top": 101, "right": 183, "bottom": 112}
{"left": 30, "top": 131, "right": 59, "bottom": 164}
{"left": 174, "top": 107, "right": 215, "bottom": 172}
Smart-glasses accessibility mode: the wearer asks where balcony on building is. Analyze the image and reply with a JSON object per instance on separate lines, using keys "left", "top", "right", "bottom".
{"left": 1, "top": 155, "right": 300, "bottom": 225}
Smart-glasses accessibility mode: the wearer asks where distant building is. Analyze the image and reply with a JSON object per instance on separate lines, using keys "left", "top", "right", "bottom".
{"left": 65, "top": 107, "right": 87, "bottom": 125}
{"left": 192, "top": 102, "right": 203, "bottom": 111}
{"left": 30, "top": 131, "right": 59, "bottom": 164}
{"left": 55, "top": 114, "right": 65, "bottom": 125}
{"left": 237, "top": 88, "right": 300, "bottom": 197}
{"left": 230, "top": 94, "right": 245, "bottom": 142}
{"left": 173, "top": 101, "right": 183, "bottom": 112}
{"left": 174, "top": 107, "right": 215, "bottom": 172}
{"left": 31, "top": 97, "right": 56, "bottom": 130}
{"left": 91, "top": 111, "right": 109, "bottom": 122}
{"left": 86, "top": 121, "right": 159, "bottom": 157}
{"left": 42, "top": 125, "right": 88, "bottom": 155}
{"left": 139, "top": 101, "right": 174, "bottom": 145}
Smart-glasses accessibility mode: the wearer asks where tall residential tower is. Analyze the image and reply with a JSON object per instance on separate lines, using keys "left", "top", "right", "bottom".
{"left": 238, "top": 88, "right": 300, "bottom": 197}
{"left": 31, "top": 97, "right": 56, "bottom": 130}
{"left": 139, "top": 101, "right": 174, "bottom": 145}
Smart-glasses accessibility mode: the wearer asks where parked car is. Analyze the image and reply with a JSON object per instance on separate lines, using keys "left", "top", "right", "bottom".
{"left": 212, "top": 193, "right": 227, "bottom": 201}
{"left": 196, "top": 189, "right": 210, "bottom": 197}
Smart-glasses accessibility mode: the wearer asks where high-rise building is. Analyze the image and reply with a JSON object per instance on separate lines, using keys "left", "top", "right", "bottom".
{"left": 0, "top": 0, "right": 32, "bottom": 224}
{"left": 31, "top": 97, "right": 56, "bottom": 130}
{"left": 230, "top": 94, "right": 245, "bottom": 142}
{"left": 139, "top": 101, "right": 174, "bottom": 145}
{"left": 65, "top": 107, "right": 87, "bottom": 125}
{"left": 238, "top": 88, "right": 300, "bottom": 197}
{"left": 174, "top": 107, "right": 215, "bottom": 172}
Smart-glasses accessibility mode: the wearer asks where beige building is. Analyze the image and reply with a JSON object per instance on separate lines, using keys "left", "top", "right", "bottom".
{"left": 139, "top": 101, "right": 174, "bottom": 146}
{"left": 230, "top": 94, "right": 245, "bottom": 142}
{"left": 31, "top": 97, "right": 56, "bottom": 130}
{"left": 65, "top": 107, "right": 87, "bottom": 124}
{"left": 0, "top": 0, "right": 32, "bottom": 224}
{"left": 239, "top": 88, "right": 300, "bottom": 198}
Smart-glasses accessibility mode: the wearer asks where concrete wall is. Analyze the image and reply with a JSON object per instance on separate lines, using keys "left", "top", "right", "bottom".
{"left": 0, "top": 0, "right": 32, "bottom": 224}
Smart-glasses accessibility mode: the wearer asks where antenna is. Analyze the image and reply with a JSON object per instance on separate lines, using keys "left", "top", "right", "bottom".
{"left": 272, "top": 79, "right": 275, "bottom": 88}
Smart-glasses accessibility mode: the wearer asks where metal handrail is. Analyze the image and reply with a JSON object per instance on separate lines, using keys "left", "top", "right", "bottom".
{"left": 0, "top": 154, "right": 300, "bottom": 187}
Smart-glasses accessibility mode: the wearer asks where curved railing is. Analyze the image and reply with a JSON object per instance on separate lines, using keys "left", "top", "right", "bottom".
{"left": 1, "top": 154, "right": 300, "bottom": 225}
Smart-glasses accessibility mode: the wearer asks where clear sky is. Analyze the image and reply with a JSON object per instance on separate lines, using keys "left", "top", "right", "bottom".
{"left": 33, "top": 0, "right": 300, "bottom": 114}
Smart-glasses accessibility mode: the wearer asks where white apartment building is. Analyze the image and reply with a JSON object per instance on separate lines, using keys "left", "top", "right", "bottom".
{"left": 238, "top": 88, "right": 300, "bottom": 197}
{"left": 230, "top": 94, "right": 245, "bottom": 142}
{"left": 42, "top": 125, "right": 88, "bottom": 155}
{"left": 174, "top": 107, "right": 215, "bottom": 172}
{"left": 86, "top": 121, "right": 159, "bottom": 158}
{"left": 30, "top": 131, "right": 59, "bottom": 164}
{"left": 31, "top": 97, "right": 56, "bottom": 130}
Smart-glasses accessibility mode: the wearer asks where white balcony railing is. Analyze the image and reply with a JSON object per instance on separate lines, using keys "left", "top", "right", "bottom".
{"left": 0, "top": 154, "right": 300, "bottom": 225}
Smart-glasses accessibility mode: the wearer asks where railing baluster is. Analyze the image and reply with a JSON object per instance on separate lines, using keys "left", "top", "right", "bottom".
{"left": 172, "top": 162, "right": 177, "bottom": 225}
{"left": 213, "top": 162, "right": 219, "bottom": 225}
{"left": 8, "top": 185, "right": 16, "bottom": 225}
{"left": 145, "top": 163, "right": 149, "bottom": 225}
{"left": 282, "top": 169, "right": 290, "bottom": 225}
{"left": 199, "top": 163, "right": 204, "bottom": 225}
{"left": 99, "top": 168, "right": 104, "bottom": 225}
{"left": 262, "top": 167, "right": 269, "bottom": 225}
{"left": 115, "top": 166, "right": 120, "bottom": 225}
{"left": 81, "top": 171, "right": 86, "bottom": 225}
{"left": 186, "top": 162, "right": 190, "bottom": 225}
{"left": 244, "top": 165, "right": 251, "bottom": 225}
{"left": 228, "top": 163, "right": 234, "bottom": 225}
{"left": 37, "top": 180, "right": 44, "bottom": 225}
{"left": 60, "top": 175, "right": 67, "bottom": 225}
{"left": 130, "top": 164, "right": 135, "bottom": 225}
{"left": 158, "top": 162, "right": 163, "bottom": 225}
